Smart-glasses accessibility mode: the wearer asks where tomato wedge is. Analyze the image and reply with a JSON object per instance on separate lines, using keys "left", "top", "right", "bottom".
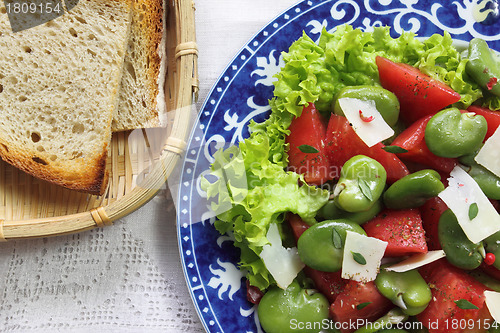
{"left": 417, "top": 260, "right": 491, "bottom": 333}
{"left": 286, "top": 103, "right": 331, "bottom": 185}
{"left": 287, "top": 213, "right": 310, "bottom": 241}
{"left": 324, "top": 114, "right": 409, "bottom": 183}
{"left": 419, "top": 197, "right": 448, "bottom": 251}
{"left": 390, "top": 115, "right": 457, "bottom": 173}
{"left": 330, "top": 280, "right": 393, "bottom": 333}
{"left": 376, "top": 56, "right": 461, "bottom": 125}
{"left": 363, "top": 208, "right": 428, "bottom": 257}
{"left": 304, "top": 268, "right": 348, "bottom": 304}
{"left": 467, "top": 105, "right": 500, "bottom": 139}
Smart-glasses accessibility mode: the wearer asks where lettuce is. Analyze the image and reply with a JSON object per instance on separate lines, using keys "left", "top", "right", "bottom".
{"left": 201, "top": 131, "right": 329, "bottom": 290}
{"left": 416, "top": 32, "right": 484, "bottom": 108}
{"left": 202, "top": 25, "right": 493, "bottom": 291}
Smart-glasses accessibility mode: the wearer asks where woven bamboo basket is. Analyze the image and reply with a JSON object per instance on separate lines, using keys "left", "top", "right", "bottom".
{"left": 0, "top": 0, "right": 198, "bottom": 240}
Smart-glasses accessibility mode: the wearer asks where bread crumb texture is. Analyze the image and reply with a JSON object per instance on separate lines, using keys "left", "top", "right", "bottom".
{"left": 0, "top": 0, "right": 132, "bottom": 194}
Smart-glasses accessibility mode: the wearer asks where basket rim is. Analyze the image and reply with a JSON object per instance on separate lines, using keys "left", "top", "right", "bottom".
{"left": 0, "top": 0, "right": 198, "bottom": 241}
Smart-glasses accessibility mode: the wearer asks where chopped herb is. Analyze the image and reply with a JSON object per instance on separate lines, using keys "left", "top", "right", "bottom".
{"left": 351, "top": 251, "right": 366, "bottom": 265}
{"left": 332, "top": 227, "right": 342, "bottom": 249}
{"left": 298, "top": 144, "right": 319, "bottom": 154}
{"left": 468, "top": 203, "right": 479, "bottom": 220}
{"left": 356, "top": 302, "right": 372, "bottom": 310}
{"left": 454, "top": 299, "right": 479, "bottom": 310}
{"left": 382, "top": 146, "right": 408, "bottom": 154}
{"left": 358, "top": 178, "right": 373, "bottom": 201}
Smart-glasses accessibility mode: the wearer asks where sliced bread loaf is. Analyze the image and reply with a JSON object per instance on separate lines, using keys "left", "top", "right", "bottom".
{"left": 112, "top": 0, "right": 166, "bottom": 132}
{"left": 0, "top": 0, "right": 133, "bottom": 195}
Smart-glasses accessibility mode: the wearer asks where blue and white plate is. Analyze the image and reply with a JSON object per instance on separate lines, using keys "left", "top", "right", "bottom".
{"left": 177, "top": 1, "right": 500, "bottom": 332}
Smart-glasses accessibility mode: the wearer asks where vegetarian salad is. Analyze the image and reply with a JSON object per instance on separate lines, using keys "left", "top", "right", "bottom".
{"left": 202, "top": 24, "right": 500, "bottom": 333}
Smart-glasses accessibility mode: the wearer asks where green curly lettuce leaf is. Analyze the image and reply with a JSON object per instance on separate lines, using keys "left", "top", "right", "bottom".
{"left": 201, "top": 133, "right": 329, "bottom": 290}
{"left": 481, "top": 93, "right": 500, "bottom": 110}
{"left": 415, "top": 32, "right": 484, "bottom": 108}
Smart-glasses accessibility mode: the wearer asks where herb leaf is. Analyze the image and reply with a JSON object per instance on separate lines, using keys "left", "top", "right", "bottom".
{"left": 468, "top": 203, "right": 479, "bottom": 220}
{"left": 351, "top": 251, "right": 367, "bottom": 265}
{"left": 332, "top": 228, "right": 342, "bottom": 249}
{"left": 358, "top": 179, "right": 373, "bottom": 201}
{"left": 382, "top": 146, "right": 408, "bottom": 154}
{"left": 298, "top": 144, "right": 319, "bottom": 154}
{"left": 454, "top": 299, "right": 479, "bottom": 310}
{"left": 356, "top": 302, "right": 372, "bottom": 310}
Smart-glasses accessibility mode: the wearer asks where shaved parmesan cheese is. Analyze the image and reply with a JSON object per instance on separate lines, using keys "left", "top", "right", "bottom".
{"left": 338, "top": 97, "right": 394, "bottom": 147}
{"left": 484, "top": 290, "right": 500, "bottom": 323}
{"left": 341, "top": 231, "right": 387, "bottom": 282}
{"left": 475, "top": 126, "right": 500, "bottom": 178}
{"left": 438, "top": 166, "right": 500, "bottom": 244}
{"left": 385, "top": 250, "right": 446, "bottom": 272}
{"left": 260, "top": 223, "right": 304, "bottom": 289}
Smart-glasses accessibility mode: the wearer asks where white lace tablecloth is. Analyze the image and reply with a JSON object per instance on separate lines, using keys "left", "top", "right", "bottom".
{"left": 0, "top": 1, "right": 297, "bottom": 332}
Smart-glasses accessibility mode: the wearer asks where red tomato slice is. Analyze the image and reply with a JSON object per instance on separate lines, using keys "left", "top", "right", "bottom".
{"left": 390, "top": 115, "right": 457, "bottom": 173}
{"left": 363, "top": 208, "right": 428, "bottom": 257}
{"left": 376, "top": 56, "right": 461, "bottom": 125}
{"left": 467, "top": 105, "right": 500, "bottom": 139}
{"left": 419, "top": 197, "right": 448, "bottom": 251}
{"left": 324, "top": 114, "right": 409, "bottom": 183}
{"left": 304, "top": 267, "right": 348, "bottom": 304}
{"left": 417, "top": 260, "right": 490, "bottom": 333}
{"left": 287, "top": 213, "right": 310, "bottom": 241}
{"left": 330, "top": 280, "right": 393, "bottom": 333}
{"left": 286, "top": 103, "right": 331, "bottom": 185}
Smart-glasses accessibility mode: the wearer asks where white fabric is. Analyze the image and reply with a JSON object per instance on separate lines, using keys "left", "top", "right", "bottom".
{"left": 0, "top": 1, "right": 298, "bottom": 332}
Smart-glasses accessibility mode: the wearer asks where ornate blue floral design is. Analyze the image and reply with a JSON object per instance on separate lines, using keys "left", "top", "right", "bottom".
{"left": 177, "top": 1, "right": 500, "bottom": 332}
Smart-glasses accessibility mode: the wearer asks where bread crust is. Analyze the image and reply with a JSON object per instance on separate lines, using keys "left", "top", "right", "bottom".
{"left": 0, "top": 142, "right": 109, "bottom": 195}
{"left": 142, "top": 0, "right": 164, "bottom": 115}
{"left": 112, "top": 0, "right": 166, "bottom": 131}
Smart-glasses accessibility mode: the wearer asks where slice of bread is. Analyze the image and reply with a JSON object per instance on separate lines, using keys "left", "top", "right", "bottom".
{"left": 112, "top": 0, "right": 166, "bottom": 132}
{"left": 0, "top": 0, "right": 133, "bottom": 195}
